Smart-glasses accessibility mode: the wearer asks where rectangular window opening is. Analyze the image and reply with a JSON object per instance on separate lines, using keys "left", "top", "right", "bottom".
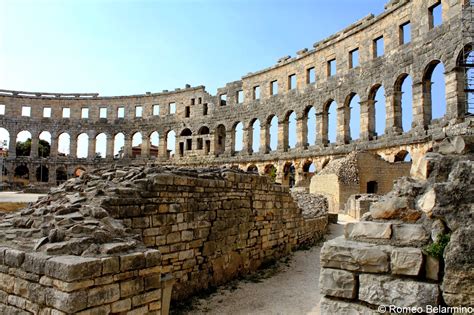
{"left": 203, "top": 103, "right": 208, "bottom": 116}
{"left": 43, "top": 107, "right": 51, "bottom": 118}
{"left": 220, "top": 94, "right": 227, "bottom": 106}
{"left": 135, "top": 105, "right": 143, "bottom": 118}
{"left": 350, "top": 48, "right": 359, "bottom": 68}
{"left": 0, "top": 104, "right": 4, "bottom": 115}
{"left": 99, "top": 107, "right": 107, "bottom": 119}
{"left": 185, "top": 106, "right": 190, "bottom": 118}
{"left": 374, "top": 36, "right": 384, "bottom": 58}
{"left": 21, "top": 106, "right": 31, "bottom": 117}
{"left": 117, "top": 107, "right": 125, "bottom": 118}
{"left": 270, "top": 80, "right": 278, "bottom": 95}
{"left": 62, "top": 107, "right": 70, "bottom": 118}
{"left": 191, "top": 98, "right": 195, "bottom": 105}
{"left": 198, "top": 97, "right": 202, "bottom": 104}
{"left": 237, "top": 90, "right": 243, "bottom": 104}
{"left": 306, "top": 67, "right": 315, "bottom": 84}
{"left": 169, "top": 102, "right": 176, "bottom": 114}
{"left": 253, "top": 86, "right": 260, "bottom": 100}
{"left": 400, "top": 22, "right": 411, "bottom": 45}
{"left": 328, "top": 59, "right": 336, "bottom": 77}
{"left": 288, "top": 74, "right": 296, "bottom": 90}
{"left": 152, "top": 105, "right": 160, "bottom": 116}
{"left": 429, "top": 2, "right": 442, "bottom": 29}
{"left": 81, "top": 108, "right": 89, "bottom": 119}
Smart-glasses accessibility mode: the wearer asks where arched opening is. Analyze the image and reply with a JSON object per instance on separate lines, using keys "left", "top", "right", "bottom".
{"left": 369, "top": 84, "right": 386, "bottom": 137}
{"left": 58, "top": 133, "right": 70, "bottom": 156}
{"left": 287, "top": 111, "right": 297, "bottom": 149}
{"left": 325, "top": 100, "right": 337, "bottom": 144}
{"left": 180, "top": 128, "right": 192, "bottom": 137}
{"left": 36, "top": 165, "right": 49, "bottom": 182}
{"left": 166, "top": 130, "right": 176, "bottom": 158}
{"left": 306, "top": 106, "right": 316, "bottom": 146}
{"left": 38, "top": 131, "right": 51, "bottom": 158}
{"left": 197, "top": 126, "right": 210, "bottom": 154}
{"left": 74, "top": 167, "right": 85, "bottom": 177}
{"left": 347, "top": 93, "right": 361, "bottom": 141}
{"left": 251, "top": 119, "right": 260, "bottom": 153}
{"left": 233, "top": 122, "right": 244, "bottom": 152}
{"left": 214, "top": 125, "right": 226, "bottom": 156}
{"left": 423, "top": 61, "right": 447, "bottom": 121}
{"left": 0, "top": 128, "right": 10, "bottom": 156}
{"left": 132, "top": 132, "right": 142, "bottom": 158}
{"left": 247, "top": 164, "right": 258, "bottom": 173}
{"left": 302, "top": 160, "right": 316, "bottom": 183}
{"left": 76, "top": 133, "right": 89, "bottom": 158}
{"left": 198, "top": 126, "right": 210, "bottom": 135}
{"left": 394, "top": 150, "right": 412, "bottom": 162}
{"left": 264, "top": 164, "right": 277, "bottom": 182}
{"left": 149, "top": 131, "right": 159, "bottom": 157}
{"left": 95, "top": 133, "right": 107, "bottom": 159}
{"left": 114, "top": 133, "right": 125, "bottom": 158}
{"left": 16, "top": 131, "right": 32, "bottom": 156}
{"left": 457, "top": 45, "right": 474, "bottom": 115}
{"left": 269, "top": 115, "right": 278, "bottom": 151}
{"left": 56, "top": 167, "right": 68, "bottom": 185}
{"left": 283, "top": 162, "right": 295, "bottom": 187}
{"left": 394, "top": 74, "right": 413, "bottom": 132}
{"left": 14, "top": 164, "right": 29, "bottom": 184}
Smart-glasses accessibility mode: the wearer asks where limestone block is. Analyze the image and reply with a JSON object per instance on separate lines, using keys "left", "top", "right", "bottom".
{"left": 425, "top": 255, "right": 440, "bottom": 281}
{"left": 44, "top": 256, "right": 102, "bottom": 282}
{"left": 392, "top": 224, "right": 429, "bottom": 246}
{"left": 344, "top": 222, "right": 391, "bottom": 240}
{"left": 0, "top": 273, "right": 14, "bottom": 293}
{"left": 320, "top": 296, "right": 378, "bottom": 315}
{"left": 120, "top": 278, "right": 144, "bottom": 298}
{"left": 390, "top": 247, "right": 423, "bottom": 276}
{"left": 319, "top": 268, "right": 357, "bottom": 299}
{"left": 359, "top": 274, "right": 440, "bottom": 308}
{"left": 441, "top": 268, "right": 474, "bottom": 306}
{"left": 111, "top": 298, "right": 132, "bottom": 312}
{"left": 87, "top": 283, "right": 120, "bottom": 307}
{"left": 131, "top": 289, "right": 161, "bottom": 307}
{"left": 417, "top": 188, "right": 436, "bottom": 217}
{"left": 320, "top": 237, "right": 389, "bottom": 273}
{"left": 22, "top": 252, "right": 50, "bottom": 275}
{"left": 120, "top": 252, "right": 146, "bottom": 272}
{"left": 45, "top": 288, "right": 88, "bottom": 313}
{"left": 4, "top": 249, "right": 25, "bottom": 267}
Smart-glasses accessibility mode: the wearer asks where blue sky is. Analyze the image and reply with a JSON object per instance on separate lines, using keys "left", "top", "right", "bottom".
{"left": 0, "top": 0, "right": 447, "bottom": 158}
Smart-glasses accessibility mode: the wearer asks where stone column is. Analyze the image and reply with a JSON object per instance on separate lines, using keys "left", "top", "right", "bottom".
{"left": 336, "top": 105, "right": 349, "bottom": 144}
{"left": 224, "top": 130, "right": 233, "bottom": 156}
{"left": 412, "top": 80, "right": 428, "bottom": 129}
{"left": 30, "top": 137, "right": 39, "bottom": 158}
{"left": 141, "top": 134, "right": 150, "bottom": 158}
{"left": 260, "top": 122, "right": 270, "bottom": 154}
{"left": 106, "top": 135, "right": 114, "bottom": 159}
{"left": 123, "top": 136, "right": 132, "bottom": 158}
{"left": 384, "top": 89, "right": 403, "bottom": 135}
{"left": 359, "top": 99, "right": 375, "bottom": 141}
{"left": 296, "top": 116, "right": 307, "bottom": 149}
{"left": 88, "top": 136, "right": 96, "bottom": 159}
{"left": 49, "top": 134, "right": 58, "bottom": 158}
{"left": 278, "top": 121, "right": 288, "bottom": 152}
{"left": 243, "top": 127, "right": 253, "bottom": 155}
{"left": 69, "top": 137, "right": 77, "bottom": 158}
{"left": 8, "top": 135, "right": 16, "bottom": 158}
{"left": 48, "top": 165, "right": 56, "bottom": 185}
{"left": 29, "top": 163, "right": 36, "bottom": 183}
{"left": 316, "top": 110, "right": 327, "bottom": 146}
{"left": 445, "top": 68, "right": 467, "bottom": 120}
{"left": 158, "top": 136, "right": 169, "bottom": 160}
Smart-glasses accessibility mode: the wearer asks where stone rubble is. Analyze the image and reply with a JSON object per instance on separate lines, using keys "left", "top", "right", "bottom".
{"left": 318, "top": 151, "right": 359, "bottom": 185}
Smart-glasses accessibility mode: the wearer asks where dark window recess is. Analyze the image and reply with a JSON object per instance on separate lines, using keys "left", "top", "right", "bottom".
{"left": 367, "top": 181, "right": 378, "bottom": 194}
{"left": 197, "top": 138, "right": 203, "bottom": 150}
{"left": 191, "top": 98, "right": 195, "bottom": 105}
{"left": 185, "top": 106, "right": 190, "bottom": 118}
{"left": 203, "top": 103, "right": 208, "bottom": 115}
{"left": 186, "top": 139, "right": 192, "bottom": 150}
{"left": 198, "top": 97, "right": 202, "bottom": 104}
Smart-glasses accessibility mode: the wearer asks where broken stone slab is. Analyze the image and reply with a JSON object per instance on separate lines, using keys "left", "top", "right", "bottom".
{"left": 319, "top": 268, "right": 357, "bottom": 299}
{"left": 370, "top": 196, "right": 421, "bottom": 222}
{"left": 320, "top": 236, "right": 389, "bottom": 273}
{"left": 390, "top": 247, "right": 423, "bottom": 276}
{"left": 392, "top": 224, "right": 430, "bottom": 246}
{"left": 320, "top": 296, "right": 378, "bottom": 315}
{"left": 417, "top": 188, "right": 436, "bottom": 217}
{"left": 359, "top": 274, "right": 440, "bottom": 308}
{"left": 344, "top": 222, "right": 391, "bottom": 240}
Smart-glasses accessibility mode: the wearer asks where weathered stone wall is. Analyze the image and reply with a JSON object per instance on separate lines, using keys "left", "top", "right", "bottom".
{"left": 0, "top": 247, "right": 168, "bottom": 314}
{"left": 319, "top": 136, "right": 474, "bottom": 314}
{"left": 98, "top": 168, "right": 327, "bottom": 299}
{"left": 0, "top": 0, "right": 471, "bottom": 190}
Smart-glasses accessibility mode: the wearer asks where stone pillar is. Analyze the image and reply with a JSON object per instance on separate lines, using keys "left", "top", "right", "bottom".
{"left": 29, "top": 163, "right": 36, "bottom": 183}
{"left": 316, "top": 110, "right": 327, "bottom": 146}
{"left": 336, "top": 105, "right": 349, "bottom": 144}
{"left": 141, "top": 134, "right": 150, "bottom": 158}
{"left": 360, "top": 99, "right": 375, "bottom": 141}
{"left": 48, "top": 165, "right": 56, "bottom": 185}
{"left": 278, "top": 121, "right": 288, "bottom": 152}
{"left": 106, "top": 135, "right": 114, "bottom": 159}
{"left": 69, "top": 137, "right": 77, "bottom": 158}
{"left": 296, "top": 116, "right": 307, "bottom": 148}
{"left": 159, "top": 136, "right": 168, "bottom": 160}
{"left": 123, "top": 136, "right": 132, "bottom": 158}
{"left": 8, "top": 135, "right": 16, "bottom": 158}
{"left": 275, "top": 162, "right": 284, "bottom": 184}
{"left": 243, "top": 127, "right": 253, "bottom": 155}
{"left": 224, "top": 130, "right": 233, "bottom": 156}
{"left": 49, "top": 134, "right": 58, "bottom": 158}
{"left": 412, "top": 80, "right": 428, "bottom": 129}
{"left": 445, "top": 68, "right": 467, "bottom": 120}
{"left": 30, "top": 137, "right": 39, "bottom": 158}
{"left": 260, "top": 122, "right": 270, "bottom": 154}
{"left": 88, "top": 136, "right": 96, "bottom": 159}
{"left": 385, "top": 89, "right": 403, "bottom": 135}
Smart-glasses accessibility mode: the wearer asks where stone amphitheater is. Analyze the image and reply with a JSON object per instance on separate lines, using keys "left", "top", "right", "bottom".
{"left": 0, "top": 0, "right": 473, "bottom": 314}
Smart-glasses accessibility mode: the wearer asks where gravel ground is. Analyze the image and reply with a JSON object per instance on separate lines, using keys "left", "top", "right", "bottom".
{"left": 180, "top": 217, "right": 351, "bottom": 315}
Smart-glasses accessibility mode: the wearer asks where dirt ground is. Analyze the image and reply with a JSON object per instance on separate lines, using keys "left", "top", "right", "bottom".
{"left": 0, "top": 192, "right": 45, "bottom": 212}
{"left": 177, "top": 219, "right": 348, "bottom": 315}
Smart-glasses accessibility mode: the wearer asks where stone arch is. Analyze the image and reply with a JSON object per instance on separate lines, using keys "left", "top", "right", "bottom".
{"left": 284, "top": 110, "right": 297, "bottom": 150}
{"left": 14, "top": 164, "right": 29, "bottom": 185}
{"left": 56, "top": 166, "right": 68, "bottom": 185}
{"left": 249, "top": 118, "right": 261, "bottom": 153}
{"left": 149, "top": 131, "right": 159, "bottom": 157}
{"left": 247, "top": 164, "right": 258, "bottom": 173}
{"left": 423, "top": 60, "right": 447, "bottom": 122}
{"left": 132, "top": 132, "right": 142, "bottom": 157}
{"left": 264, "top": 164, "right": 277, "bottom": 182}
{"left": 214, "top": 124, "right": 226, "bottom": 157}
{"left": 394, "top": 150, "right": 412, "bottom": 162}
{"left": 95, "top": 132, "right": 107, "bottom": 159}
{"left": 166, "top": 130, "right": 176, "bottom": 158}
{"left": 180, "top": 128, "right": 192, "bottom": 136}
{"left": 58, "top": 132, "right": 70, "bottom": 156}
{"left": 304, "top": 105, "right": 317, "bottom": 146}
{"left": 323, "top": 99, "right": 337, "bottom": 144}
{"left": 232, "top": 122, "right": 244, "bottom": 153}
{"left": 16, "top": 130, "right": 32, "bottom": 157}
{"left": 394, "top": 73, "right": 413, "bottom": 132}
{"left": 76, "top": 133, "right": 89, "bottom": 158}
{"left": 114, "top": 132, "right": 125, "bottom": 158}
{"left": 368, "top": 84, "right": 386, "bottom": 138}
{"left": 36, "top": 165, "right": 49, "bottom": 182}
{"left": 0, "top": 127, "right": 10, "bottom": 154}
{"left": 345, "top": 92, "right": 361, "bottom": 142}
{"left": 283, "top": 162, "right": 295, "bottom": 187}
{"left": 198, "top": 126, "right": 210, "bottom": 135}
{"left": 267, "top": 115, "right": 278, "bottom": 151}
{"left": 38, "top": 131, "right": 51, "bottom": 158}
{"left": 456, "top": 43, "right": 474, "bottom": 115}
